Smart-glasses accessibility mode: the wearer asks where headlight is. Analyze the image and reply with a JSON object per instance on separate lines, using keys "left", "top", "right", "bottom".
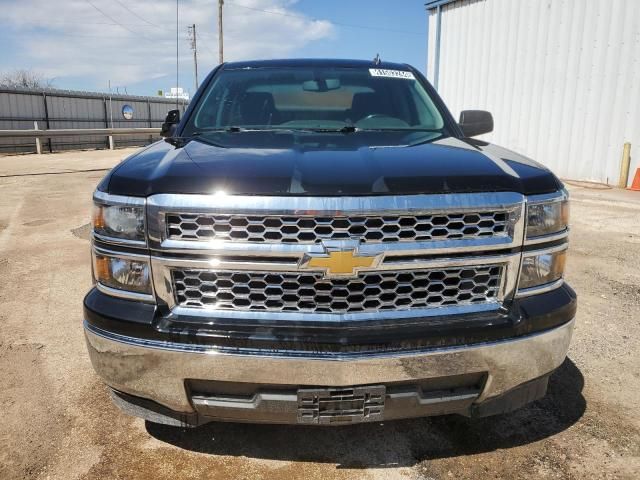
{"left": 92, "top": 250, "right": 152, "bottom": 295}
{"left": 526, "top": 195, "right": 569, "bottom": 239}
{"left": 518, "top": 249, "right": 567, "bottom": 290}
{"left": 93, "top": 193, "right": 145, "bottom": 243}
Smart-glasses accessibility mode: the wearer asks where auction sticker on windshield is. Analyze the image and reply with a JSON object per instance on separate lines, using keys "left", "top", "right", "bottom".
{"left": 369, "top": 69, "right": 415, "bottom": 80}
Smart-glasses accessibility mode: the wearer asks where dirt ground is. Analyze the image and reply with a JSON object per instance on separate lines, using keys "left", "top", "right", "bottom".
{"left": 0, "top": 148, "right": 638, "bottom": 480}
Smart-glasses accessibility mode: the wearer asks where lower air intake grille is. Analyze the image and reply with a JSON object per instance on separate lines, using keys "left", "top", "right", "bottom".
{"left": 172, "top": 266, "right": 502, "bottom": 314}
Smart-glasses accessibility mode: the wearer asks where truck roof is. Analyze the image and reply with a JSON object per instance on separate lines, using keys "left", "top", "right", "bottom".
{"left": 222, "top": 58, "right": 413, "bottom": 70}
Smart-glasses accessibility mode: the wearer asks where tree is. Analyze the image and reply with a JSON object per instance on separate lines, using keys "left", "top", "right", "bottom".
{"left": 0, "top": 69, "right": 55, "bottom": 89}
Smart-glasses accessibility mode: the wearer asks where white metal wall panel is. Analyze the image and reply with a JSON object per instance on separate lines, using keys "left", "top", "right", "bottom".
{"left": 427, "top": 0, "right": 640, "bottom": 185}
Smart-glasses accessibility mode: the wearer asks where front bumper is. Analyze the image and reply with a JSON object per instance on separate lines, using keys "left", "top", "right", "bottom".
{"left": 84, "top": 317, "right": 574, "bottom": 426}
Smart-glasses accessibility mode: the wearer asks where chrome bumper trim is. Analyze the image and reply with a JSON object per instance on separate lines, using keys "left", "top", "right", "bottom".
{"left": 84, "top": 318, "right": 574, "bottom": 413}
{"left": 168, "top": 302, "right": 501, "bottom": 323}
{"left": 154, "top": 236, "right": 521, "bottom": 256}
{"left": 146, "top": 191, "right": 525, "bottom": 215}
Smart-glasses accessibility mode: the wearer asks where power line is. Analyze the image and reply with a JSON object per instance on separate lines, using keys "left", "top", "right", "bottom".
{"left": 25, "top": 19, "right": 167, "bottom": 27}
{"left": 113, "top": 0, "right": 164, "bottom": 29}
{"left": 197, "top": 34, "right": 216, "bottom": 52}
{"left": 29, "top": 32, "right": 149, "bottom": 39}
{"left": 12, "top": 18, "right": 201, "bottom": 36}
{"left": 224, "top": 0, "right": 423, "bottom": 36}
{"left": 8, "top": 28, "right": 185, "bottom": 43}
{"left": 82, "top": 0, "right": 139, "bottom": 36}
{"left": 9, "top": 22, "right": 193, "bottom": 44}
{"left": 196, "top": 32, "right": 218, "bottom": 58}
{"left": 82, "top": 0, "right": 163, "bottom": 43}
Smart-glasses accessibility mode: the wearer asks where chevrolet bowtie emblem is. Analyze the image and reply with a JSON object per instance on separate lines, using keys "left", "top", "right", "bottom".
{"left": 300, "top": 246, "right": 382, "bottom": 278}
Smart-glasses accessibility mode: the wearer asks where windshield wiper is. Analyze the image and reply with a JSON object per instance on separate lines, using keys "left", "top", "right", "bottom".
{"left": 194, "top": 126, "right": 256, "bottom": 133}
{"left": 196, "top": 126, "right": 315, "bottom": 134}
{"left": 308, "top": 124, "right": 359, "bottom": 134}
{"left": 304, "top": 126, "right": 444, "bottom": 134}
{"left": 165, "top": 131, "right": 225, "bottom": 148}
{"left": 356, "top": 127, "right": 444, "bottom": 133}
{"left": 194, "top": 125, "right": 441, "bottom": 136}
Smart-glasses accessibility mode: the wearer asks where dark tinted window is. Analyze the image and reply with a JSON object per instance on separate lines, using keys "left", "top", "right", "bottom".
{"left": 184, "top": 67, "right": 445, "bottom": 132}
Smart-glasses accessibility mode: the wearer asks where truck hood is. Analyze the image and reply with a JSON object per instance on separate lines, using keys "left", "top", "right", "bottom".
{"left": 102, "top": 131, "right": 561, "bottom": 197}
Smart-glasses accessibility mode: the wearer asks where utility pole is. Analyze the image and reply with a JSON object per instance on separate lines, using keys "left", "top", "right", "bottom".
{"left": 107, "top": 80, "right": 113, "bottom": 128}
{"left": 175, "top": 0, "right": 179, "bottom": 110}
{"left": 187, "top": 24, "right": 199, "bottom": 91}
{"left": 218, "top": 0, "right": 224, "bottom": 64}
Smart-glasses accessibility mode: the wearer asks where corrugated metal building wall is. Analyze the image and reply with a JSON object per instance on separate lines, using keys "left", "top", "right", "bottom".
{"left": 0, "top": 88, "right": 188, "bottom": 154}
{"left": 426, "top": 0, "right": 640, "bottom": 186}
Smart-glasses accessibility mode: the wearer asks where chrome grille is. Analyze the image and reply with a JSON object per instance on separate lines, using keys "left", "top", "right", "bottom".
{"left": 172, "top": 266, "right": 502, "bottom": 313}
{"left": 165, "top": 211, "right": 511, "bottom": 244}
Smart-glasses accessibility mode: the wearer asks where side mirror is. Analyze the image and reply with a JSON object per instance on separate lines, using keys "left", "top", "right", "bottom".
{"left": 459, "top": 110, "right": 493, "bottom": 137}
{"left": 160, "top": 109, "right": 180, "bottom": 138}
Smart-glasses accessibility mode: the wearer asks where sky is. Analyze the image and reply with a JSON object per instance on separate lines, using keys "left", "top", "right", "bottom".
{"left": 0, "top": 0, "right": 429, "bottom": 97}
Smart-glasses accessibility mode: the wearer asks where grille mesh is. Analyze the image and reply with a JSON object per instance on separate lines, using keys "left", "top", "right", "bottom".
{"left": 166, "top": 211, "right": 510, "bottom": 244}
{"left": 172, "top": 266, "right": 502, "bottom": 314}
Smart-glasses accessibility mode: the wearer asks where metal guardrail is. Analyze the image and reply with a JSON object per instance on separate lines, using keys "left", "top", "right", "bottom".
{"left": 0, "top": 126, "right": 161, "bottom": 153}
{"left": 0, "top": 127, "right": 160, "bottom": 138}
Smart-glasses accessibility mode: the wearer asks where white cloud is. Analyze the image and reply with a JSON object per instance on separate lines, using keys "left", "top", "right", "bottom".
{"left": 0, "top": 0, "right": 334, "bottom": 91}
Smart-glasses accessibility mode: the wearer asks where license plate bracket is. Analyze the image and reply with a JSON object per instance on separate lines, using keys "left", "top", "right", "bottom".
{"left": 297, "top": 385, "right": 385, "bottom": 425}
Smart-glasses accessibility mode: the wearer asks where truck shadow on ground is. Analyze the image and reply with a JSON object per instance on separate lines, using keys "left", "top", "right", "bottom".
{"left": 146, "top": 358, "right": 585, "bottom": 468}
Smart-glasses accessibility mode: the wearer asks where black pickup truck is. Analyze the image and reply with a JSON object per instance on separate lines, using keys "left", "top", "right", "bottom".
{"left": 84, "top": 59, "right": 576, "bottom": 426}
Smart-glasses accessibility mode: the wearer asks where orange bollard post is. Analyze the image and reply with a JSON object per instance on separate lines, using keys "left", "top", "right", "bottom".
{"left": 629, "top": 168, "right": 640, "bottom": 191}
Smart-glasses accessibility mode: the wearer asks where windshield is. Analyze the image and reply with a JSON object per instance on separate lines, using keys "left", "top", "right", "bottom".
{"left": 182, "top": 66, "right": 446, "bottom": 134}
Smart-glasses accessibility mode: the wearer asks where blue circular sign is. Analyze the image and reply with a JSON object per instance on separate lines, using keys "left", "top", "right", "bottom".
{"left": 122, "top": 104, "right": 134, "bottom": 120}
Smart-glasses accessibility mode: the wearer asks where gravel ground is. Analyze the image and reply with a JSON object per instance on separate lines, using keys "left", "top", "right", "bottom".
{"left": 0, "top": 149, "right": 638, "bottom": 479}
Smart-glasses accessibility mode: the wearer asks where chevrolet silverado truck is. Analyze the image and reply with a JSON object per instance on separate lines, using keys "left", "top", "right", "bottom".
{"left": 84, "top": 59, "right": 575, "bottom": 426}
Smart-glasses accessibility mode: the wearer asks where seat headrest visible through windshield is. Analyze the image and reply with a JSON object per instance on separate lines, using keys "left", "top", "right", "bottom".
{"left": 238, "top": 92, "right": 276, "bottom": 126}
{"left": 350, "top": 92, "right": 395, "bottom": 121}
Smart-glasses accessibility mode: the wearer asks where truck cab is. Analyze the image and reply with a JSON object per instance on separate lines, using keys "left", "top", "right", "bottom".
{"left": 84, "top": 59, "right": 575, "bottom": 426}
